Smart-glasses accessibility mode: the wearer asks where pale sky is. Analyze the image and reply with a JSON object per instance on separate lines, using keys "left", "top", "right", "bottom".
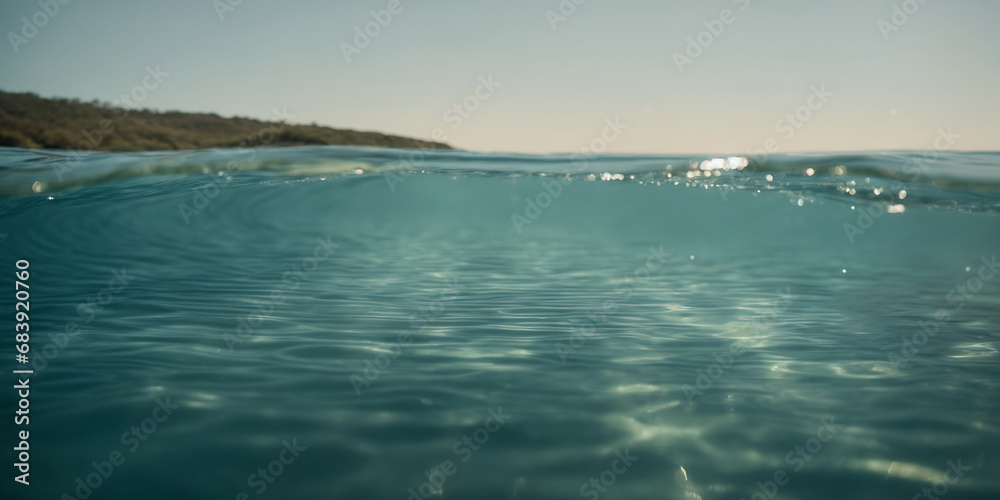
{"left": 1, "top": 0, "right": 998, "bottom": 154}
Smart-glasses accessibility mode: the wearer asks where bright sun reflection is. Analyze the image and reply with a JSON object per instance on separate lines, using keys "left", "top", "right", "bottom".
{"left": 698, "top": 157, "right": 748, "bottom": 171}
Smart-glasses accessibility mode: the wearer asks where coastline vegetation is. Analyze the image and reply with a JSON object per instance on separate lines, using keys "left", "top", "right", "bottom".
{"left": 0, "top": 90, "right": 451, "bottom": 152}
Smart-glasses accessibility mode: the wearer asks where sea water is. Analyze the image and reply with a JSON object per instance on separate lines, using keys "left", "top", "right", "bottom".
{"left": 1, "top": 146, "right": 999, "bottom": 499}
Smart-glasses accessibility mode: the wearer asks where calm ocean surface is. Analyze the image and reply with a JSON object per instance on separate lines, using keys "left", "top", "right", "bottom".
{"left": 1, "top": 146, "right": 999, "bottom": 499}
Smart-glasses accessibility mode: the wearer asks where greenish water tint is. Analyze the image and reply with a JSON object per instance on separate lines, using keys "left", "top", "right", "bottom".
{"left": 1, "top": 146, "right": 999, "bottom": 499}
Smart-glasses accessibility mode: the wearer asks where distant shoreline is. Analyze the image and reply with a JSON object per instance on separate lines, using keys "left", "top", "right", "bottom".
{"left": 0, "top": 90, "right": 452, "bottom": 153}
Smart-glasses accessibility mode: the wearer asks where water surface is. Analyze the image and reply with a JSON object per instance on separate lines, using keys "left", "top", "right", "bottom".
{"left": 1, "top": 146, "right": 998, "bottom": 499}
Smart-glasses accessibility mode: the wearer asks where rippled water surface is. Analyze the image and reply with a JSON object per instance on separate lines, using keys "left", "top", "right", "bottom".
{"left": 1, "top": 146, "right": 999, "bottom": 499}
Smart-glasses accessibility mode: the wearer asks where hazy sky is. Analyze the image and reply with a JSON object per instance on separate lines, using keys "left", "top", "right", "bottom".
{"left": 2, "top": 0, "right": 998, "bottom": 154}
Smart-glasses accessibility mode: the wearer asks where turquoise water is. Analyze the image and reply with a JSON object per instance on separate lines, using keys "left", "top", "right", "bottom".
{"left": 1, "top": 146, "right": 999, "bottom": 500}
